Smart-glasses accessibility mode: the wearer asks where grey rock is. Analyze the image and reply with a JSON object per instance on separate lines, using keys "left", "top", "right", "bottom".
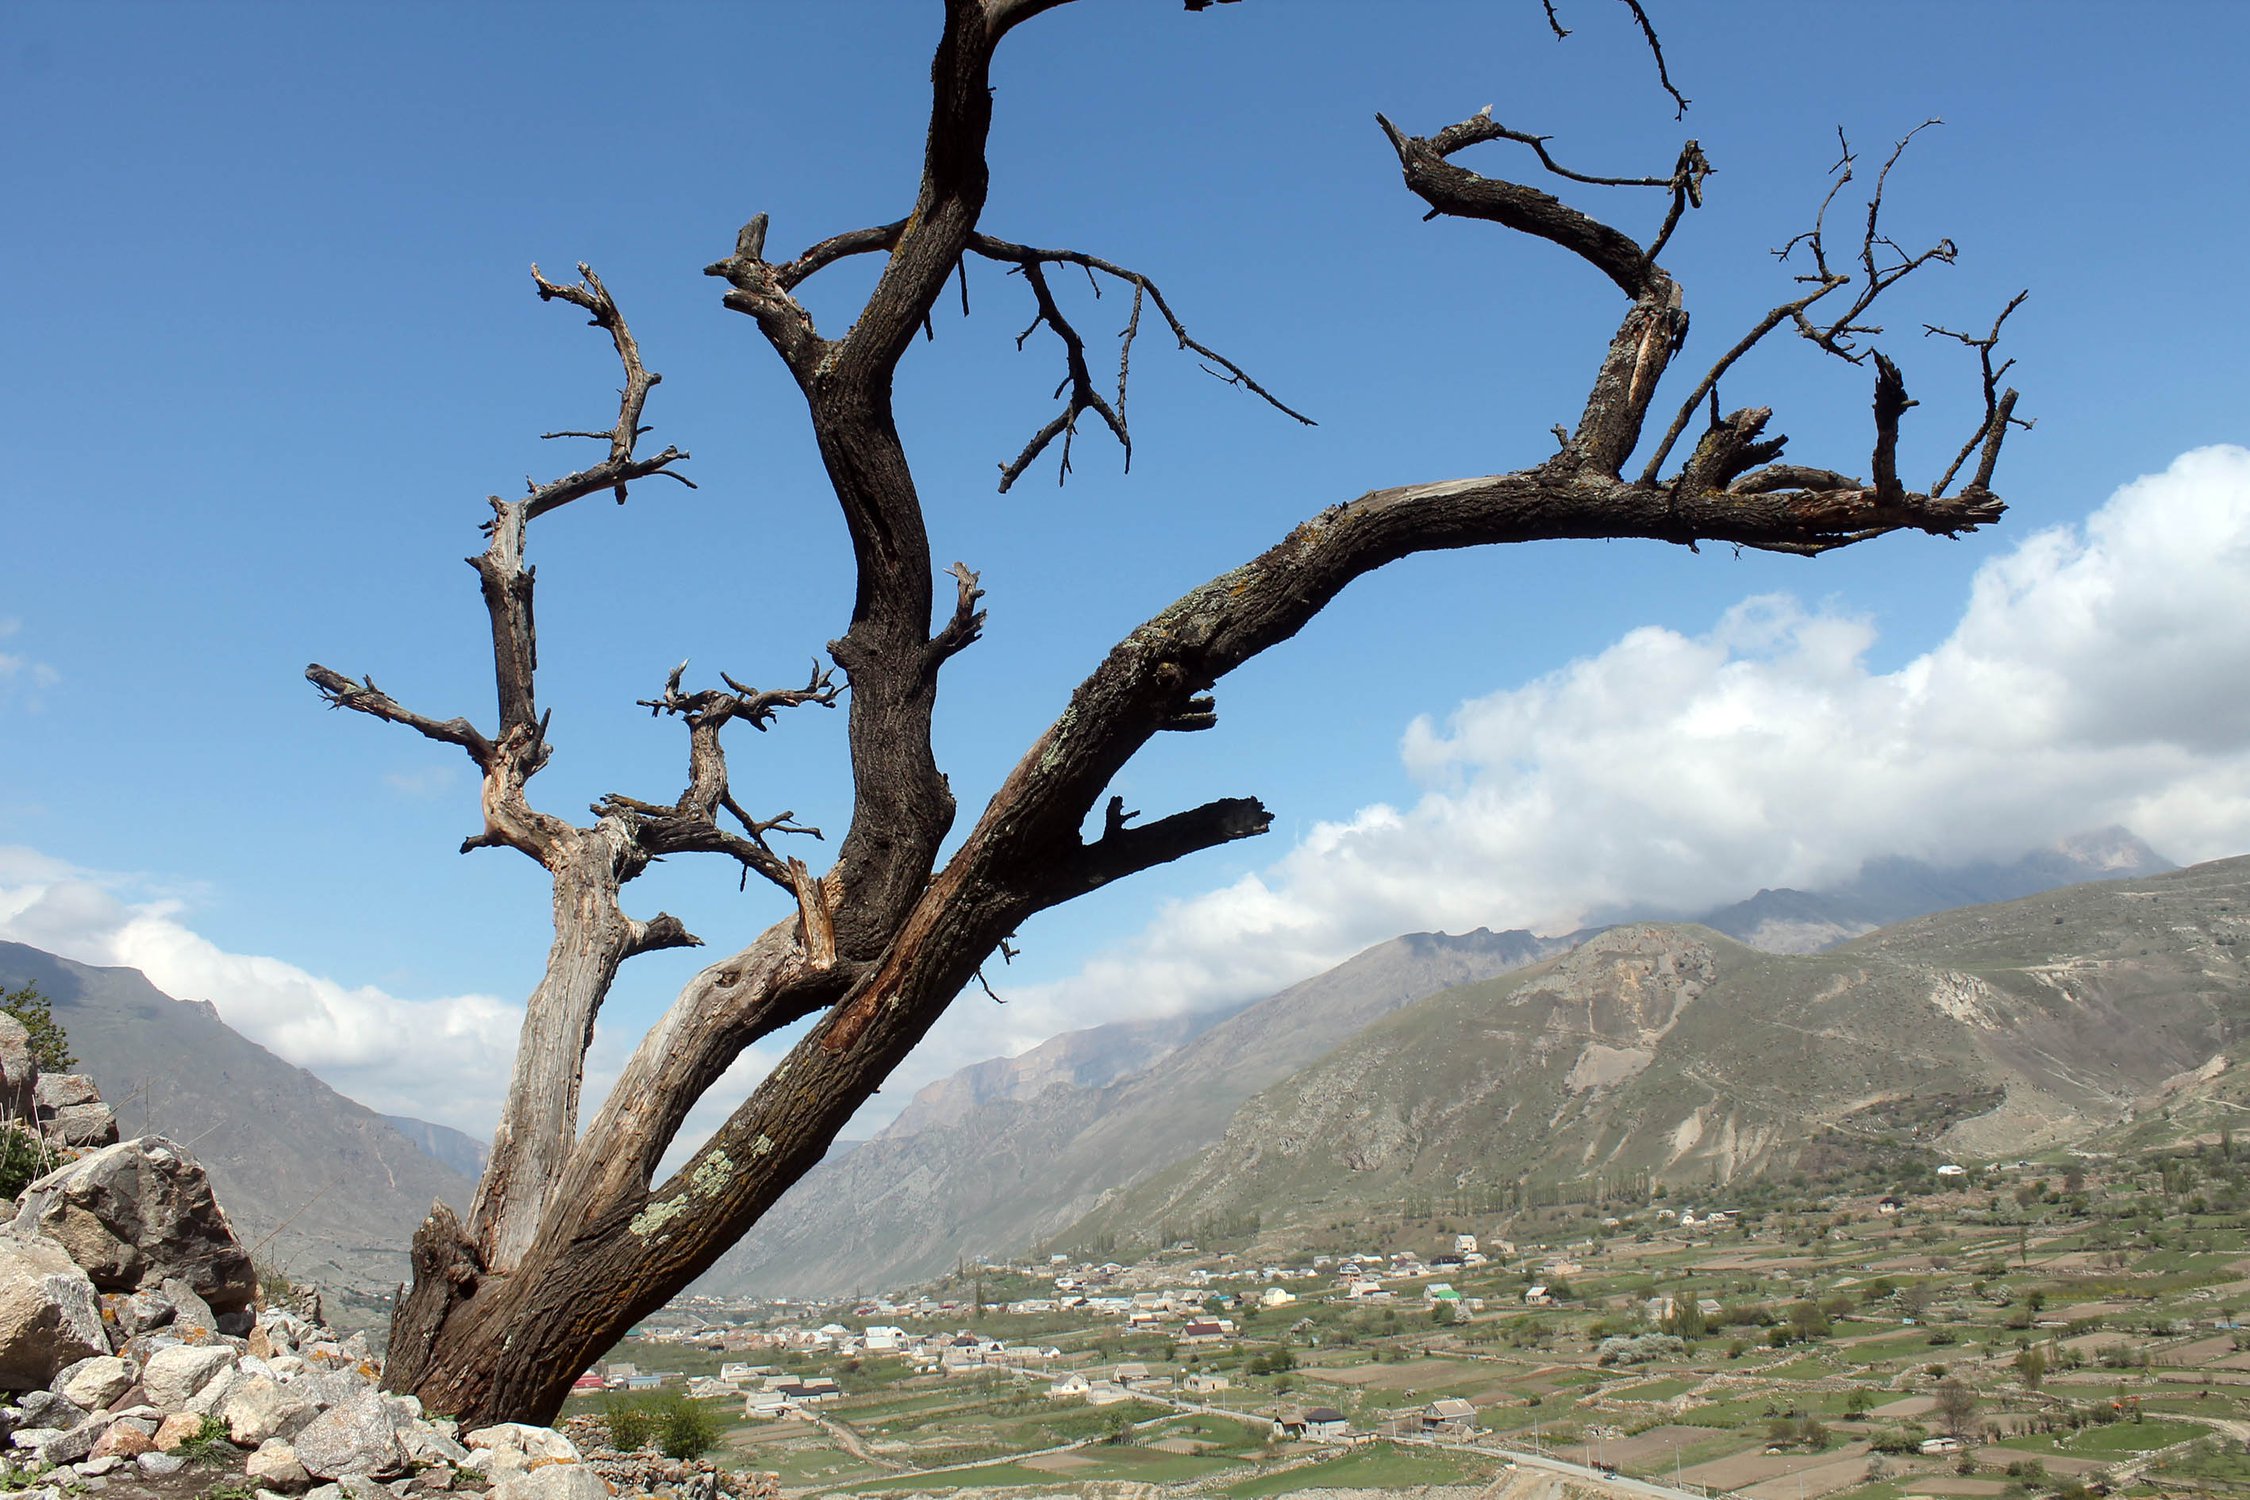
{"left": 217, "top": 1308, "right": 254, "bottom": 1336}
{"left": 338, "top": 1476, "right": 392, "bottom": 1500}
{"left": 9, "top": 1427, "right": 64, "bottom": 1452}
{"left": 489, "top": 1466, "right": 609, "bottom": 1500}
{"left": 136, "top": 1450, "right": 187, "bottom": 1475}
{"left": 221, "top": 1376, "right": 318, "bottom": 1446}
{"left": 16, "top": 1390, "right": 86, "bottom": 1429}
{"left": 141, "top": 1342, "right": 236, "bottom": 1411}
{"left": 45, "top": 1103, "right": 119, "bottom": 1149}
{"left": 301, "top": 1485, "right": 343, "bottom": 1500}
{"left": 396, "top": 1420, "right": 469, "bottom": 1467}
{"left": 26, "top": 1419, "right": 99, "bottom": 1467}
{"left": 10, "top": 1138, "right": 257, "bottom": 1313}
{"left": 291, "top": 1391, "right": 405, "bottom": 1479}
{"left": 246, "top": 1438, "right": 312, "bottom": 1489}
{"left": 161, "top": 1276, "right": 220, "bottom": 1336}
{"left": 184, "top": 1365, "right": 244, "bottom": 1417}
{"left": 116, "top": 1288, "right": 176, "bottom": 1335}
{"left": 53, "top": 1354, "right": 135, "bottom": 1411}
{"left": 0, "top": 1014, "right": 32, "bottom": 1121}
{"left": 31, "top": 1074, "right": 98, "bottom": 1110}
{"left": 0, "top": 1229, "right": 106, "bottom": 1388}
{"left": 75, "top": 1455, "right": 124, "bottom": 1477}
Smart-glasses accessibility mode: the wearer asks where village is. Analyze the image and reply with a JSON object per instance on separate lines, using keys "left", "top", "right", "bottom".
{"left": 558, "top": 1144, "right": 2250, "bottom": 1498}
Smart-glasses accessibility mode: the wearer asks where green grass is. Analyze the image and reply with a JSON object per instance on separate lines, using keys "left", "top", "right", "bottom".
{"left": 1224, "top": 1441, "right": 1490, "bottom": 1497}
{"left": 838, "top": 1459, "right": 1057, "bottom": 1491}
{"left": 1996, "top": 1417, "right": 2206, "bottom": 1456}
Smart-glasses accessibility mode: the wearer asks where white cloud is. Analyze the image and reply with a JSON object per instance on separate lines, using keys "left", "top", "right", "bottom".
{"left": 0, "top": 848, "right": 519, "bottom": 1134}
{"left": 0, "top": 618, "right": 60, "bottom": 708}
{"left": 908, "top": 444, "right": 2250, "bottom": 1085}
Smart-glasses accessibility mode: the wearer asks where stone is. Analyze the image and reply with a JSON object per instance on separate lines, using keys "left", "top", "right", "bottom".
{"left": 142, "top": 1342, "right": 236, "bottom": 1411}
{"left": 397, "top": 1421, "right": 469, "bottom": 1467}
{"left": 54, "top": 1354, "right": 135, "bottom": 1411}
{"left": 16, "top": 1390, "right": 87, "bottom": 1429}
{"left": 291, "top": 1392, "right": 405, "bottom": 1480}
{"left": 76, "top": 1455, "right": 123, "bottom": 1477}
{"left": 137, "top": 1450, "right": 187, "bottom": 1475}
{"left": 185, "top": 1366, "right": 244, "bottom": 1417}
{"left": 464, "top": 1423, "right": 579, "bottom": 1464}
{"left": 10, "top": 1138, "right": 257, "bottom": 1313}
{"left": 163, "top": 1276, "right": 220, "bottom": 1337}
{"left": 116, "top": 1288, "right": 176, "bottom": 1335}
{"left": 10, "top": 1427, "right": 64, "bottom": 1453}
{"left": 490, "top": 1466, "right": 609, "bottom": 1500}
{"left": 45, "top": 1103, "right": 119, "bottom": 1149}
{"left": 31, "top": 1074, "right": 99, "bottom": 1110}
{"left": 246, "top": 1438, "right": 312, "bottom": 1489}
{"left": 337, "top": 1477, "right": 391, "bottom": 1500}
{"left": 221, "top": 1376, "right": 318, "bottom": 1447}
{"left": 0, "top": 1229, "right": 106, "bottom": 1388}
{"left": 153, "top": 1410, "right": 210, "bottom": 1450}
{"left": 0, "top": 1014, "right": 33, "bottom": 1121}
{"left": 25, "top": 1419, "right": 100, "bottom": 1467}
{"left": 90, "top": 1422, "right": 155, "bottom": 1461}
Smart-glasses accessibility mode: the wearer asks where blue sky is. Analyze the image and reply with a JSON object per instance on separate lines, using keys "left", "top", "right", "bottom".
{"left": 5, "top": 2, "right": 2248, "bottom": 1138}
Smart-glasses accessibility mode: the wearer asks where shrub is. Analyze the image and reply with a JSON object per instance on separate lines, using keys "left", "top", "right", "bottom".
{"left": 655, "top": 1395, "right": 722, "bottom": 1461}
{"left": 602, "top": 1394, "right": 656, "bottom": 1452}
{"left": 0, "top": 1124, "right": 60, "bottom": 1199}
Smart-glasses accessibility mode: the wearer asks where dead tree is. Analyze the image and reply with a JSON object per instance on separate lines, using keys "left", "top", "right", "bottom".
{"left": 307, "top": 0, "right": 2024, "bottom": 1426}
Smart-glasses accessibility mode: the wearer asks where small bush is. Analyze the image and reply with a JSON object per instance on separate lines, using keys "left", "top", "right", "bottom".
{"left": 656, "top": 1395, "right": 722, "bottom": 1461}
{"left": 602, "top": 1394, "right": 656, "bottom": 1452}
{"left": 0, "top": 1125, "right": 61, "bottom": 1199}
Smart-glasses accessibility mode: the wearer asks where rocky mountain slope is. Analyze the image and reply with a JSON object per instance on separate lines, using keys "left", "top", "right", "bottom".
{"left": 1689, "top": 827, "right": 2171, "bottom": 952}
{"left": 696, "top": 926, "right": 1568, "bottom": 1297}
{"left": 0, "top": 941, "right": 474, "bottom": 1301}
{"left": 1066, "top": 856, "right": 2250, "bottom": 1248}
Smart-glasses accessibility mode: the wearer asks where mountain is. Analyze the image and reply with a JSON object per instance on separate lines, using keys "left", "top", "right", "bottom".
{"left": 695, "top": 926, "right": 1568, "bottom": 1298}
{"left": 1692, "top": 827, "right": 2173, "bottom": 953}
{"left": 881, "top": 1007, "right": 1243, "bottom": 1138}
{"left": 1064, "top": 855, "right": 2250, "bottom": 1248}
{"left": 0, "top": 941, "right": 475, "bottom": 1306}
{"left": 381, "top": 1114, "right": 491, "bottom": 1182}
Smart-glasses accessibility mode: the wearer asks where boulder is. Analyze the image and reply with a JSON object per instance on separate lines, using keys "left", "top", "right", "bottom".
{"left": 0, "top": 1014, "right": 33, "bottom": 1121}
{"left": 90, "top": 1421, "right": 156, "bottom": 1461}
{"left": 16, "top": 1389, "right": 87, "bottom": 1429}
{"left": 10, "top": 1139, "right": 256, "bottom": 1314}
{"left": 464, "top": 1423, "right": 579, "bottom": 1464}
{"left": 137, "top": 1449, "right": 187, "bottom": 1475}
{"left": 163, "top": 1277, "right": 220, "bottom": 1339}
{"left": 44, "top": 1103, "right": 119, "bottom": 1149}
{"left": 291, "top": 1391, "right": 405, "bottom": 1479}
{"left": 0, "top": 1228, "right": 106, "bottom": 1388}
{"left": 53, "top": 1354, "right": 135, "bottom": 1411}
{"left": 490, "top": 1468, "right": 608, "bottom": 1500}
{"left": 152, "top": 1410, "right": 207, "bottom": 1450}
{"left": 31, "top": 1074, "right": 99, "bottom": 1110}
{"left": 246, "top": 1438, "right": 312, "bottom": 1489}
{"left": 219, "top": 1375, "right": 317, "bottom": 1446}
{"left": 115, "top": 1288, "right": 176, "bottom": 1336}
{"left": 142, "top": 1343, "right": 235, "bottom": 1412}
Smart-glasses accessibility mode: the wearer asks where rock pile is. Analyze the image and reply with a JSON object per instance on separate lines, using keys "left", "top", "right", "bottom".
{"left": 0, "top": 1051, "right": 773, "bottom": 1500}
{"left": 1, "top": 1011, "right": 117, "bottom": 1149}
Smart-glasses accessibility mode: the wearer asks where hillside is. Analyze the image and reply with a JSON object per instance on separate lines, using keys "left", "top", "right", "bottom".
{"left": 0, "top": 940, "right": 476, "bottom": 1302}
{"left": 696, "top": 926, "right": 1567, "bottom": 1297}
{"left": 1065, "top": 855, "right": 2250, "bottom": 1250}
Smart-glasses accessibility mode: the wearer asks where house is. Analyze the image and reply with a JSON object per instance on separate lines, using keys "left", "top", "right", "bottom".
{"left": 1084, "top": 1382, "right": 1134, "bottom": 1405}
{"left": 1919, "top": 1436, "right": 1963, "bottom": 1456}
{"left": 1273, "top": 1408, "right": 1352, "bottom": 1441}
{"left": 1181, "top": 1319, "right": 1230, "bottom": 1343}
{"left": 570, "top": 1372, "right": 606, "bottom": 1393}
{"left": 1423, "top": 1398, "right": 1479, "bottom": 1435}
{"left": 1427, "top": 1282, "right": 1460, "bottom": 1305}
{"left": 1877, "top": 1196, "right": 1907, "bottom": 1215}
{"left": 1048, "top": 1373, "right": 1092, "bottom": 1400}
{"left": 1182, "top": 1372, "right": 1232, "bottom": 1394}
{"left": 1936, "top": 1163, "right": 1968, "bottom": 1179}
{"left": 1453, "top": 1233, "right": 1479, "bottom": 1254}
{"left": 1525, "top": 1285, "right": 1555, "bottom": 1307}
